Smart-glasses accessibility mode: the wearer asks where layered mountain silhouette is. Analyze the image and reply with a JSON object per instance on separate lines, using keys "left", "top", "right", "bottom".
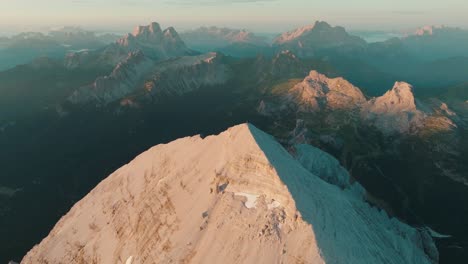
{"left": 181, "top": 27, "right": 268, "bottom": 50}
{"left": 1, "top": 20, "right": 468, "bottom": 264}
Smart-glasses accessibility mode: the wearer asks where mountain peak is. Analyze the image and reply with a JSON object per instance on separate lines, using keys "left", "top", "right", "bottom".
{"left": 132, "top": 22, "right": 163, "bottom": 37}
{"left": 22, "top": 123, "right": 437, "bottom": 264}
{"left": 312, "top": 20, "right": 333, "bottom": 29}
{"left": 306, "top": 70, "right": 328, "bottom": 82}
{"left": 112, "top": 22, "right": 193, "bottom": 60}
{"left": 163, "top": 26, "right": 181, "bottom": 39}
{"left": 274, "top": 21, "right": 338, "bottom": 44}
{"left": 415, "top": 25, "right": 435, "bottom": 36}
{"left": 361, "top": 81, "right": 424, "bottom": 134}
{"left": 286, "top": 70, "right": 366, "bottom": 112}
{"left": 273, "top": 21, "right": 366, "bottom": 57}
{"left": 379, "top": 81, "right": 417, "bottom": 112}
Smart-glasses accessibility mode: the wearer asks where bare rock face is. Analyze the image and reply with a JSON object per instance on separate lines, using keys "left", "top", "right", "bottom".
{"left": 285, "top": 70, "right": 366, "bottom": 112}
{"left": 265, "top": 70, "right": 455, "bottom": 135}
{"left": 361, "top": 82, "right": 426, "bottom": 134}
{"left": 22, "top": 124, "right": 436, "bottom": 264}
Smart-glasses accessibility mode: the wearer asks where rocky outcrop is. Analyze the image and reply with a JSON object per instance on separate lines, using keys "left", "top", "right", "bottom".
{"left": 22, "top": 124, "right": 437, "bottom": 264}
{"left": 361, "top": 82, "right": 426, "bottom": 134}
{"left": 180, "top": 27, "right": 270, "bottom": 58}
{"left": 285, "top": 70, "right": 366, "bottom": 112}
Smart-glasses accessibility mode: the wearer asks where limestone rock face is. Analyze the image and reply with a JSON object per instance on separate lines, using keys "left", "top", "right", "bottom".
{"left": 361, "top": 82, "right": 426, "bottom": 134}
{"left": 285, "top": 70, "right": 366, "bottom": 112}
{"left": 265, "top": 70, "right": 454, "bottom": 135}
{"left": 117, "top": 23, "right": 192, "bottom": 60}
{"left": 22, "top": 124, "right": 436, "bottom": 264}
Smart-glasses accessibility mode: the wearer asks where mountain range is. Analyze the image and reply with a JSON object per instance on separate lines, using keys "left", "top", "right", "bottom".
{"left": 179, "top": 26, "right": 271, "bottom": 58}
{"left": 1, "top": 21, "right": 467, "bottom": 263}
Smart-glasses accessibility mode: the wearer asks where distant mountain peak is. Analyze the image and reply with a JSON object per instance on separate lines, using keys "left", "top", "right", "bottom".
{"left": 122, "top": 22, "right": 184, "bottom": 45}
{"left": 115, "top": 22, "right": 193, "bottom": 60}
{"left": 285, "top": 70, "right": 366, "bottom": 112}
{"left": 274, "top": 21, "right": 346, "bottom": 44}
{"left": 273, "top": 22, "right": 318, "bottom": 44}
{"left": 180, "top": 26, "right": 268, "bottom": 52}
{"left": 273, "top": 21, "right": 366, "bottom": 57}
{"left": 132, "top": 22, "right": 163, "bottom": 37}
{"left": 415, "top": 25, "right": 435, "bottom": 36}
{"left": 163, "top": 26, "right": 181, "bottom": 40}
{"left": 361, "top": 81, "right": 425, "bottom": 134}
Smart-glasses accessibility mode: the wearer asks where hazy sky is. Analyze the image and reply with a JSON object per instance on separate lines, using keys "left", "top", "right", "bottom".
{"left": 1, "top": 0, "right": 468, "bottom": 33}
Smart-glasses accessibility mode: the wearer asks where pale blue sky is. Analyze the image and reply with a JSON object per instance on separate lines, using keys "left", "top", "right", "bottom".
{"left": 1, "top": 0, "right": 467, "bottom": 33}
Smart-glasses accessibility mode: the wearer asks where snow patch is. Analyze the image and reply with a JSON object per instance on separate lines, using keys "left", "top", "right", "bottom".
{"left": 235, "top": 192, "right": 259, "bottom": 209}
{"left": 267, "top": 200, "right": 281, "bottom": 210}
{"left": 125, "top": 256, "right": 134, "bottom": 264}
